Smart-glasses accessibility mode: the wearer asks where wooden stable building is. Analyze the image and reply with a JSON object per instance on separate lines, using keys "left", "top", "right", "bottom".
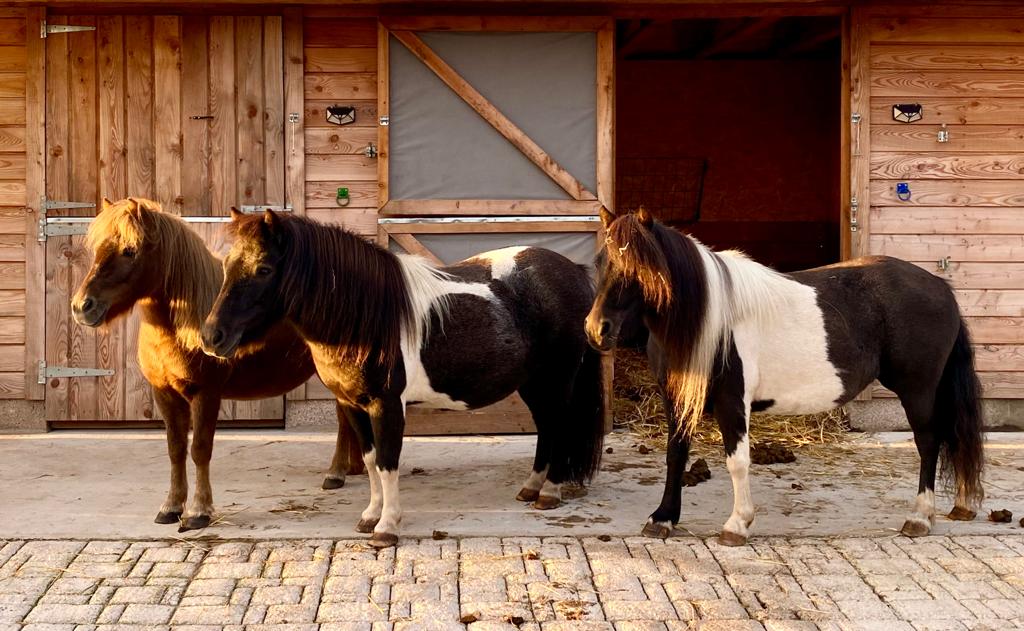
{"left": 0, "top": 0, "right": 1021, "bottom": 432}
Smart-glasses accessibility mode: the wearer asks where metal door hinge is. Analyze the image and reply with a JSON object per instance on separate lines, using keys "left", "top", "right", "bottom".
{"left": 237, "top": 204, "right": 293, "bottom": 213}
{"left": 364, "top": 142, "right": 377, "bottom": 158}
{"left": 379, "top": 115, "right": 389, "bottom": 126}
{"left": 38, "top": 361, "right": 114, "bottom": 384}
{"left": 41, "top": 21, "right": 97, "bottom": 38}
{"left": 37, "top": 197, "right": 95, "bottom": 241}
{"left": 849, "top": 195, "right": 859, "bottom": 232}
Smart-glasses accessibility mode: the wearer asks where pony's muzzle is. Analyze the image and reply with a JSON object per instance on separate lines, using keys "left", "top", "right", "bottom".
{"left": 71, "top": 295, "right": 107, "bottom": 327}
{"left": 585, "top": 316, "right": 616, "bottom": 352}
{"left": 200, "top": 324, "right": 240, "bottom": 359}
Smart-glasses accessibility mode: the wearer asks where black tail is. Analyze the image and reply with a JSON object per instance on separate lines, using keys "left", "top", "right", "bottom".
{"left": 563, "top": 345, "right": 606, "bottom": 484}
{"left": 936, "top": 320, "right": 985, "bottom": 508}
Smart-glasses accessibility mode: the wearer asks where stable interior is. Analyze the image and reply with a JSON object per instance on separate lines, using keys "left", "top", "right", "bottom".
{"left": 616, "top": 16, "right": 843, "bottom": 272}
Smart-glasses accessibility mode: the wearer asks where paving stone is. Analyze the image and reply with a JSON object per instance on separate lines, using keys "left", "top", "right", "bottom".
{"left": 23, "top": 604, "right": 104, "bottom": 625}
{"left": 117, "top": 604, "right": 173, "bottom": 624}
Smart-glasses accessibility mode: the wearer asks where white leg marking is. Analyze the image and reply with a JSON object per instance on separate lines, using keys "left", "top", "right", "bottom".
{"left": 361, "top": 449, "right": 383, "bottom": 523}
{"left": 539, "top": 478, "right": 562, "bottom": 501}
{"left": 374, "top": 468, "right": 402, "bottom": 536}
{"left": 522, "top": 466, "right": 548, "bottom": 492}
{"left": 907, "top": 490, "right": 936, "bottom": 526}
{"left": 723, "top": 433, "right": 755, "bottom": 538}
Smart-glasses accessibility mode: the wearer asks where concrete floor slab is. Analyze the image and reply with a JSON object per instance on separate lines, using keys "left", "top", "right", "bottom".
{"left": 0, "top": 430, "right": 1021, "bottom": 541}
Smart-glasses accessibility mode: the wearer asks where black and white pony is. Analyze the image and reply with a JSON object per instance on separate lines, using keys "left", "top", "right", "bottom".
{"left": 201, "top": 210, "right": 605, "bottom": 547}
{"left": 585, "top": 207, "right": 984, "bottom": 545}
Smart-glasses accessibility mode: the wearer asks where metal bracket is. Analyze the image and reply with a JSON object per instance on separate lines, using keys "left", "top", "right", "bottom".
{"left": 364, "top": 142, "right": 377, "bottom": 158}
{"left": 38, "top": 360, "right": 114, "bottom": 384}
{"left": 851, "top": 113, "right": 862, "bottom": 124}
{"left": 237, "top": 205, "right": 293, "bottom": 214}
{"left": 41, "top": 22, "right": 97, "bottom": 38}
{"left": 850, "top": 195, "right": 859, "bottom": 232}
{"left": 42, "top": 220, "right": 90, "bottom": 238}
{"left": 38, "top": 197, "right": 96, "bottom": 241}
{"left": 288, "top": 112, "right": 300, "bottom": 124}
{"left": 379, "top": 115, "right": 390, "bottom": 126}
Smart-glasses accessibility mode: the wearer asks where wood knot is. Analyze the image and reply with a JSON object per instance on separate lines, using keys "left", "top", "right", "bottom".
{"left": 247, "top": 105, "right": 258, "bottom": 118}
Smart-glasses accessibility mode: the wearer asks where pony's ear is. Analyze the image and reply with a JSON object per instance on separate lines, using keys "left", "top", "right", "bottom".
{"left": 599, "top": 207, "right": 617, "bottom": 230}
{"left": 100, "top": 197, "right": 114, "bottom": 212}
{"left": 263, "top": 209, "right": 283, "bottom": 236}
{"left": 229, "top": 207, "right": 245, "bottom": 222}
{"left": 636, "top": 206, "right": 654, "bottom": 228}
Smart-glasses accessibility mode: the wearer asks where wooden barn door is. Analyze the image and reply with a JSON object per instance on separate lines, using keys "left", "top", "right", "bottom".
{"left": 42, "top": 14, "right": 289, "bottom": 426}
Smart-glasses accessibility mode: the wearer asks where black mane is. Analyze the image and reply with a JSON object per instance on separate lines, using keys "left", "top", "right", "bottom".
{"left": 229, "top": 214, "right": 413, "bottom": 373}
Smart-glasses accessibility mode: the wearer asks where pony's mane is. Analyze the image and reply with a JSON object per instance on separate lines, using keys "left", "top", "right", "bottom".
{"left": 605, "top": 213, "right": 788, "bottom": 435}
{"left": 227, "top": 213, "right": 449, "bottom": 373}
{"left": 86, "top": 199, "right": 220, "bottom": 351}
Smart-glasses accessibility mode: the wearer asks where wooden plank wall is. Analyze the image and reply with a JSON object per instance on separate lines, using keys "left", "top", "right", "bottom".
{"left": 0, "top": 9, "right": 27, "bottom": 399}
{"left": 864, "top": 14, "right": 1024, "bottom": 398}
{"left": 303, "top": 16, "right": 379, "bottom": 237}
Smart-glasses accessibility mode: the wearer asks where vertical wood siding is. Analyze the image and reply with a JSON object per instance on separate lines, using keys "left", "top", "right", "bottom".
{"left": 864, "top": 15, "right": 1024, "bottom": 398}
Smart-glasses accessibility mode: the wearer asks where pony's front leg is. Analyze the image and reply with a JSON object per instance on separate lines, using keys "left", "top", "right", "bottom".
{"left": 154, "top": 388, "right": 190, "bottom": 524}
{"left": 717, "top": 397, "right": 755, "bottom": 546}
{"left": 367, "top": 395, "right": 405, "bottom": 548}
{"left": 643, "top": 386, "right": 690, "bottom": 539}
{"left": 179, "top": 393, "right": 220, "bottom": 531}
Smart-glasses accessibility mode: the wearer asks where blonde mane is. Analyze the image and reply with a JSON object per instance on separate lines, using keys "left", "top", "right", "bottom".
{"left": 86, "top": 198, "right": 221, "bottom": 351}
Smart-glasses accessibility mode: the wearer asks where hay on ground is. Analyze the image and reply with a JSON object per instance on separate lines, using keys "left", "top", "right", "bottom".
{"left": 612, "top": 348, "right": 852, "bottom": 453}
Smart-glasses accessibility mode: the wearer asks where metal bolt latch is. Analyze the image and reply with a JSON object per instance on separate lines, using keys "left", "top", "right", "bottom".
{"left": 937, "top": 256, "right": 951, "bottom": 273}
{"left": 851, "top": 113, "right": 862, "bottom": 124}
{"left": 364, "top": 142, "right": 377, "bottom": 158}
{"left": 937, "top": 123, "right": 950, "bottom": 143}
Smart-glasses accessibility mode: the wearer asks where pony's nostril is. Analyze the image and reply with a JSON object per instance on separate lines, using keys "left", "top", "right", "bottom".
{"left": 599, "top": 320, "right": 611, "bottom": 337}
{"left": 81, "top": 297, "right": 94, "bottom": 313}
{"left": 210, "top": 328, "right": 225, "bottom": 346}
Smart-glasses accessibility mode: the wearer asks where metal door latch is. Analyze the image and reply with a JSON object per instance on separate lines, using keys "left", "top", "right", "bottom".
{"left": 937, "top": 256, "right": 951, "bottom": 273}
{"left": 364, "top": 142, "right": 377, "bottom": 158}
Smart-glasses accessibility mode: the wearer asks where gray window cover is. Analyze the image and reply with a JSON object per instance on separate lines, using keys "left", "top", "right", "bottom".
{"left": 389, "top": 32, "right": 597, "bottom": 200}
{"left": 392, "top": 232, "right": 598, "bottom": 271}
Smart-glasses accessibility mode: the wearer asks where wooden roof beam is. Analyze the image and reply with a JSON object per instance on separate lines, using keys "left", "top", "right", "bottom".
{"left": 777, "top": 24, "right": 841, "bottom": 57}
{"left": 695, "top": 17, "right": 779, "bottom": 59}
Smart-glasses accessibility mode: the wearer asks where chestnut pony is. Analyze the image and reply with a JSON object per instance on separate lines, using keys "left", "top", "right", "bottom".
{"left": 72, "top": 198, "right": 353, "bottom": 531}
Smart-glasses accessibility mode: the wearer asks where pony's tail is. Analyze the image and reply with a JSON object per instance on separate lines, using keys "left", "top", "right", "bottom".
{"left": 563, "top": 345, "right": 606, "bottom": 484}
{"left": 936, "top": 319, "right": 985, "bottom": 510}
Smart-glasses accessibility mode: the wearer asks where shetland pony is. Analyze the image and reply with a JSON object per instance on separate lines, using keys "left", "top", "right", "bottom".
{"left": 201, "top": 210, "right": 605, "bottom": 547}
{"left": 586, "top": 207, "right": 984, "bottom": 545}
{"left": 72, "top": 198, "right": 354, "bottom": 531}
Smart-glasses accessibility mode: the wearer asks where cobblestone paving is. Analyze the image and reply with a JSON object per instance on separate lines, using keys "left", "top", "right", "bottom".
{"left": 1, "top": 536, "right": 1023, "bottom": 630}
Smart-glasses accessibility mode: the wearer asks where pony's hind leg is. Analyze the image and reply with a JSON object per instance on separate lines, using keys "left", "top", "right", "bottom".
{"left": 154, "top": 388, "right": 190, "bottom": 525}
{"left": 323, "top": 402, "right": 363, "bottom": 490}
{"left": 643, "top": 384, "right": 690, "bottom": 539}
{"left": 179, "top": 393, "right": 220, "bottom": 532}
{"left": 518, "top": 374, "right": 575, "bottom": 510}
{"left": 898, "top": 393, "right": 941, "bottom": 537}
{"left": 516, "top": 432, "right": 550, "bottom": 503}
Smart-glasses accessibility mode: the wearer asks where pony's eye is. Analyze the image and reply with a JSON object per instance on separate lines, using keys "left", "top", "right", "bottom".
{"left": 122, "top": 247, "right": 136, "bottom": 259}
{"left": 256, "top": 265, "right": 273, "bottom": 277}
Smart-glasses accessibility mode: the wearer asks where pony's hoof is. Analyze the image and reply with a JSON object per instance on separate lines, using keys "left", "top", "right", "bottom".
{"left": 368, "top": 532, "right": 399, "bottom": 548}
{"left": 177, "top": 514, "right": 211, "bottom": 532}
{"left": 532, "top": 495, "right": 561, "bottom": 510}
{"left": 900, "top": 518, "right": 931, "bottom": 537}
{"left": 717, "top": 531, "right": 748, "bottom": 547}
{"left": 641, "top": 521, "right": 672, "bottom": 539}
{"left": 356, "top": 518, "right": 379, "bottom": 533}
{"left": 947, "top": 506, "right": 976, "bottom": 522}
{"left": 516, "top": 488, "right": 539, "bottom": 502}
{"left": 154, "top": 510, "right": 182, "bottom": 525}
{"left": 322, "top": 476, "right": 345, "bottom": 490}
